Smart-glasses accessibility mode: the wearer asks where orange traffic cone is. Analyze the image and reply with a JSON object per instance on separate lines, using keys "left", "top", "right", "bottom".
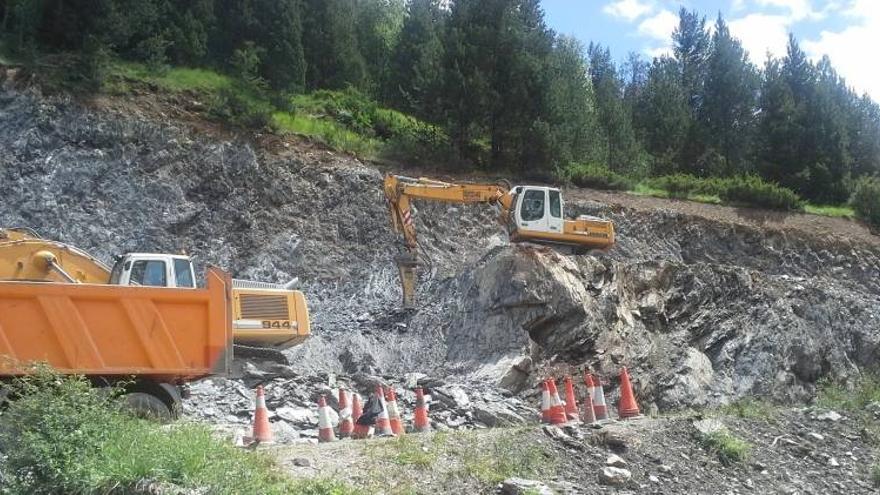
{"left": 588, "top": 373, "right": 610, "bottom": 421}
{"left": 413, "top": 388, "right": 431, "bottom": 432}
{"left": 318, "top": 396, "right": 337, "bottom": 443}
{"left": 618, "top": 367, "right": 641, "bottom": 420}
{"left": 375, "top": 386, "right": 395, "bottom": 437}
{"left": 547, "top": 379, "right": 568, "bottom": 425}
{"left": 563, "top": 375, "right": 580, "bottom": 422}
{"left": 249, "top": 385, "right": 274, "bottom": 444}
{"left": 540, "top": 380, "right": 552, "bottom": 423}
{"left": 338, "top": 388, "right": 354, "bottom": 438}
{"left": 352, "top": 392, "right": 363, "bottom": 424}
{"left": 385, "top": 387, "right": 405, "bottom": 436}
{"left": 581, "top": 378, "right": 598, "bottom": 425}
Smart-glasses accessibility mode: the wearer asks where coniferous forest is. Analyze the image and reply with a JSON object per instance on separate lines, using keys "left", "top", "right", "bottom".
{"left": 2, "top": 0, "right": 879, "bottom": 218}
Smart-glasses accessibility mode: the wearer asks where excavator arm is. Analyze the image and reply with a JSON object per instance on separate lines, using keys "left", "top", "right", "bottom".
{"left": 384, "top": 175, "right": 516, "bottom": 308}
{"left": 383, "top": 173, "right": 615, "bottom": 308}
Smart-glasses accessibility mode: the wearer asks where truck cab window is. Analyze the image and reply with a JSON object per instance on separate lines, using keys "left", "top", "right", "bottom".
{"left": 521, "top": 189, "right": 546, "bottom": 222}
{"left": 131, "top": 260, "right": 167, "bottom": 287}
{"left": 549, "top": 190, "right": 561, "bottom": 218}
{"left": 174, "top": 259, "right": 195, "bottom": 288}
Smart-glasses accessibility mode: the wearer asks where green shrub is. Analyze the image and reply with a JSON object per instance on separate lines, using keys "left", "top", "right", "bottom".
{"left": 721, "top": 397, "right": 777, "bottom": 421}
{"left": 209, "top": 85, "right": 273, "bottom": 128}
{"left": 850, "top": 176, "right": 880, "bottom": 227}
{"left": 0, "top": 371, "right": 335, "bottom": 495}
{"left": 644, "top": 174, "right": 727, "bottom": 199}
{"left": 563, "top": 162, "right": 634, "bottom": 190}
{"left": 872, "top": 464, "right": 880, "bottom": 488}
{"left": 701, "top": 430, "right": 751, "bottom": 464}
{"left": 817, "top": 374, "right": 880, "bottom": 412}
{"left": 719, "top": 175, "right": 803, "bottom": 211}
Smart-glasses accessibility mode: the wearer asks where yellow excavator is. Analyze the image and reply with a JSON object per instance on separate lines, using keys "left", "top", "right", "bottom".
{"left": 0, "top": 227, "right": 310, "bottom": 360}
{"left": 383, "top": 174, "right": 615, "bottom": 307}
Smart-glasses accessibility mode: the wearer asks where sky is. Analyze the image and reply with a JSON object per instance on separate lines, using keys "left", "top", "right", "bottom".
{"left": 541, "top": 0, "right": 880, "bottom": 100}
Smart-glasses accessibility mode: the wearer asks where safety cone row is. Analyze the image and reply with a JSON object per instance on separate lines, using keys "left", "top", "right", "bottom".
{"left": 586, "top": 372, "right": 610, "bottom": 421}
{"left": 338, "top": 388, "right": 354, "bottom": 438}
{"left": 248, "top": 385, "right": 274, "bottom": 444}
{"left": 317, "top": 396, "right": 337, "bottom": 443}
{"left": 375, "top": 386, "right": 395, "bottom": 436}
{"left": 546, "top": 379, "right": 568, "bottom": 425}
{"left": 618, "top": 367, "right": 641, "bottom": 420}
{"left": 563, "top": 375, "right": 580, "bottom": 421}
{"left": 413, "top": 388, "right": 431, "bottom": 432}
{"left": 385, "top": 387, "right": 406, "bottom": 436}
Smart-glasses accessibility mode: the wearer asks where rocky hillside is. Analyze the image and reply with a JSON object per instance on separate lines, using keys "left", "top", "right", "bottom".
{"left": 2, "top": 83, "right": 879, "bottom": 415}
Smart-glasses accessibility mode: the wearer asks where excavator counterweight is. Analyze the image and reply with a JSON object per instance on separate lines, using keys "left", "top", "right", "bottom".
{"left": 383, "top": 174, "right": 615, "bottom": 307}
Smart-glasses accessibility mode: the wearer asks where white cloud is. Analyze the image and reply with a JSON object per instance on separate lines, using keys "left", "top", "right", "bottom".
{"left": 638, "top": 9, "right": 678, "bottom": 40}
{"left": 755, "top": 0, "right": 820, "bottom": 20}
{"left": 603, "top": 0, "right": 654, "bottom": 22}
{"left": 645, "top": 45, "right": 673, "bottom": 58}
{"left": 729, "top": 13, "right": 793, "bottom": 63}
{"left": 802, "top": 0, "right": 880, "bottom": 99}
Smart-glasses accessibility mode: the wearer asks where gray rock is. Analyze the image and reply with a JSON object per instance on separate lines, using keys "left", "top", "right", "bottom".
{"left": 291, "top": 457, "right": 311, "bottom": 467}
{"left": 276, "top": 407, "right": 318, "bottom": 426}
{"left": 605, "top": 454, "right": 627, "bottom": 467}
{"left": 473, "top": 403, "right": 526, "bottom": 427}
{"left": 434, "top": 386, "right": 470, "bottom": 410}
{"left": 816, "top": 411, "right": 843, "bottom": 422}
{"left": 500, "top": 477, "right": 555, "bottom": 495}
{"left": 598, "top": 466, "right": 632, "bottom": 486}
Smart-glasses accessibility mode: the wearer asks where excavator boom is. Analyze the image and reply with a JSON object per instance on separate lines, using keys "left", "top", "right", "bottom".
{"left": 383, "top": 173, "right": 615, "bottom": 307}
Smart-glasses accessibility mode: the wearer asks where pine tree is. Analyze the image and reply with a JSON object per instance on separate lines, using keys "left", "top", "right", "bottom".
{"left": 699, "top": 15, "right": 759, "bottom": 175}
{"left": 254, "top": 0, "right": 305, "bottom": 91}
{"left": 634, "top": 56, "right": 689, "bottom": 175}
{"left": 302, "top": 0, "right": 366, "bottom": 90}
{"left": 588, "top": 43, "right": 641, "bottom": 172}
{"left": 387, "top": 0, "right": 445, "bottom": 119}
{"left": 355, "top": 0, "right": 405, "bottom": 95}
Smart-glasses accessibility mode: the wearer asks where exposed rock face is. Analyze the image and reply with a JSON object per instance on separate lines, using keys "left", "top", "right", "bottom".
{"left": 2, "top": 86, "right": 879, "bottom": 411}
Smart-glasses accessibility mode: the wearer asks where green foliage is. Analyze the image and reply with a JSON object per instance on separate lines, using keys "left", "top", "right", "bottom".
{"left": 873, "top": 464, "right": 880, "bottom": 488}
{"left": 701, "top": 430, "right": 751, "bottom": 464}
{"left": 817, "top": 374, "right": 880, "bottom": 412}
{"left": 231, "top": 41, "right": 267, "bottom": 89}
{"left": 562, "top": 162, "right": 634, "bottom": 190}
{"left": 644, "top": 174, "right": 726, "bottom": 199}
{"left": 721, "top": 397, "right": 777, "bottom": 421}
{"left": 450, "top": 430, "right": 552, "bottom": 485}
{"left": 271, "top": 112, "right": 379, "bottom": 157}
{"left": 850, "top": 176, "right": 880, "bottom": 227}
{"left": 209, "top": 85, "right": 273, "bottom": 128}
{"left": 719, "top": 175, "right": 803, "bottom": 211}
{"left": 803, "top": 204, "right": 855, "bottom": 218}
{"left": 0, "top": 371, "right": 332, "bottom": 495}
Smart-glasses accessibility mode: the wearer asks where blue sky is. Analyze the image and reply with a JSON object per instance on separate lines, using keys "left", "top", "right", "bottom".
{"left": 541, "top": 0, "right": 880, "bottom": 100}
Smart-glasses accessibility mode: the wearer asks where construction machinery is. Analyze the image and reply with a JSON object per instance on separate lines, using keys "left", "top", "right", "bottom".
{"left": 0, "top": 266, "right": 232, "bottom": 419}
{"left": 0, "top": 228, "right": 310, "bottom": 358}
{"left": 383, "top": 174, "right": 615, "bottom": 307}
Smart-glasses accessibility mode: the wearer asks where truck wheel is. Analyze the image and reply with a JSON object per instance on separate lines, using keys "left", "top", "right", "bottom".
{"left": 124, "top": 392, "right": 172, "bottom": 422}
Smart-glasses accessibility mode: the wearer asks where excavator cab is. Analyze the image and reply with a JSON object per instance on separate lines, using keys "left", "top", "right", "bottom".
{"left": 511, "top": 186, "right": 565, "bottom": 235}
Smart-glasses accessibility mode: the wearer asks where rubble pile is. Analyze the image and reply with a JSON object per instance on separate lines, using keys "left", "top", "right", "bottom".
{"left": 182, "top": 362, "right": 536, "bottom": 443}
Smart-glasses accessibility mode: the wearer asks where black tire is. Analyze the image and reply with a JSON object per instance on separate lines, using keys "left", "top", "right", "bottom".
{"left": 124, "top": 392, "right": 172, "bottom": 422}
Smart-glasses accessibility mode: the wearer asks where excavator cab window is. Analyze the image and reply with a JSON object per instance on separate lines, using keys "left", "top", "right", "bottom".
{"left": 549, "top": 190, "right": 561, "bottom": 218}
{"left": 520, "top": 189, "right": 546, "bottom": 222}
{"left": 131, "top": 260, "right": 167, "bottom": 287}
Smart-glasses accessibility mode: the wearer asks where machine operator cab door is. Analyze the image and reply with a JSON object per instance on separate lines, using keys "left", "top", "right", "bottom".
{"left": 512, "top": 186, "right": 564, "bottom": 235}
{"left": 109, "top": 253, "right": 196, "bottom": 288}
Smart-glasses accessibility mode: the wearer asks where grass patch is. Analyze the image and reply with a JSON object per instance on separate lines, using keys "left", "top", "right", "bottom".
{"left": 452, "top": 429, "right": 552, "bottom": 485}
{"left": 0, "top": 370, "right": 348, "bottom": 495}
{"left": 388, "top": 433, "right": 445, "bottom": 468}
{"left": 817, "top": 374, "right": 880, "bottom": 412}
{"left": 271, "top": 111, "right": 379, "bottom": 157}
{"left": 701, "top": 430, "right": 751, "bottom": 464}
{"left": 561, "top": 162, "right": 635, "bottom": 190}
{"left": 721, "top": 397, "right": 777, "bottom": 421}
{"left": 804, "top": 203, "right": 855, "bottom": 218}
{"left": 112, "top": 62, "right": 234, "bottom": 93}
{"left": 872, "top": 464, "right": 880, "bottom": 488}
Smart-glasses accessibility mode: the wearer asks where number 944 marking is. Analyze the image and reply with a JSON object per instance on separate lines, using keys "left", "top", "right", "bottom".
{"left": 262, "top": 320, "right": 293, "bottom": 329}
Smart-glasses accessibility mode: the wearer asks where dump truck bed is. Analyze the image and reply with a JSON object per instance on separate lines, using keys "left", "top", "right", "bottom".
{"left": 0, "top": 267, "right": 232, "bottom": 381}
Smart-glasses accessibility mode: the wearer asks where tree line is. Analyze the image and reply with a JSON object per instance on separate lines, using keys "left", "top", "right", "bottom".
{"left": 2, "top": 0, "right": 879, "bottom": 205}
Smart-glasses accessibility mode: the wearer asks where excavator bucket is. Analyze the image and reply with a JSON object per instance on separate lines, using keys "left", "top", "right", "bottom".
{"left": 395, "top": 254, "right": 419, "bottom": 308}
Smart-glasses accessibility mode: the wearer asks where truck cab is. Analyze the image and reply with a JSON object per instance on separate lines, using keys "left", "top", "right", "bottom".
{"left": 109, "top": 253, "right": 196, "bottom": 288}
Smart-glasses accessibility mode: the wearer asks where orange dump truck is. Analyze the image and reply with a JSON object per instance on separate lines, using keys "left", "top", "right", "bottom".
{"left": 0, "top": 266, "right": 232, "bottom": 419}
